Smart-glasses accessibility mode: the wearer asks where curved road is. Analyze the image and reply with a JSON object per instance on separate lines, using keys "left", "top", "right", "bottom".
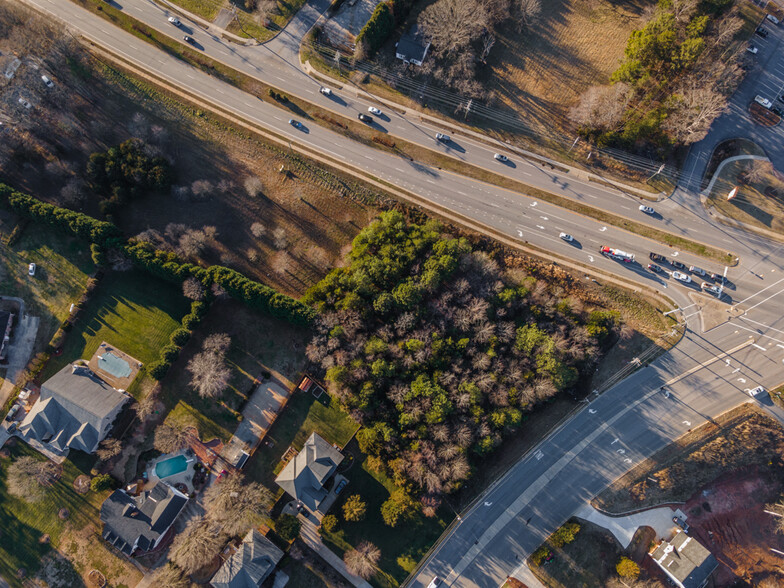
{"left": 16, "top": 1, "right": 784, "bottom": 587}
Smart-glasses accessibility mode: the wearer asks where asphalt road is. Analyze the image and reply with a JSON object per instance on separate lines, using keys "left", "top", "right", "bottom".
{"left": 14, "top": 2, "right": 784, "bottom": 587}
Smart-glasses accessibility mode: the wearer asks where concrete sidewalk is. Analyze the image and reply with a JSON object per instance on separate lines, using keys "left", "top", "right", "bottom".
{"left": 575, "top": 503, "right": 684, "bottom": 548}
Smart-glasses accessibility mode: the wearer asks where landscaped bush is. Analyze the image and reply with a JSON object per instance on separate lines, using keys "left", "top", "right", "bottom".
{"left": 181, "top": 313, "right": 201, "bottom": 331}
{"left": 90, "top": 473, "right": 115, "bottom": 492}
{"left": 160, "top": 343, "right": 181, "bottom": 363}
{"left": 529, "top": 546, "right": 552, "bottom": 567}
{"left": 276, "top": 513, "right": 301, "bottom": 541}
{"left": 170, "top": 328, "right": 191, "bottom": 346}
{"left": 148, "top": 360, "right": 171, "bottom": 381}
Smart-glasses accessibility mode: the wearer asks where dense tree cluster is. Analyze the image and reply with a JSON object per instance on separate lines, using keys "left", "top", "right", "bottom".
{"left": 86, "top": 139, "right": 173, "bottom": 216}
{"left": 354, "top": 0, "right": 415, "bottom": 58}
{"left": 305, "top": 212, "right": 612, "bottom": 497}
{"left": 573, "top": 0, "right": 745, "bottom": 149}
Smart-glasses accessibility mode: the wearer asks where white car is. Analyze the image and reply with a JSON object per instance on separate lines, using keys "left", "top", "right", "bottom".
{"left": 747, "top": 386, "right": 766, "bottom": 397}
{"left": 494, "top": 153, "right": 508, "bottom": 162}
{"left": 168, "top": 16, "right": 181, "bottom": 26}
{"left": 28, "top": 263, "right": 36, "bottom": 276}
{"left": 639, "top": 205, "right": 655, "bottom": 214}
{"left": 18, "top": 97, "right": 31, "bottom": 109}
{"left": 672, "top": 271, "right": 691, "bottom": 283}
{"left": 319, "top": 87, "right": 332, "bottom": 96}
{"left": 41, "top": 75, "right": 53, "bottom": 88}
{"left": 559, "top": 232, "right": 573, "bottom": 242}
{"left": 767, "top": 14, "right": 780, "bottom": 25}
{"left": 368, "top": 106, "right": 382, "bottom": 116}
{"left": 748, "top": 44, "right": 759, "bottom": 54}
{"left": 755, "top": 95, "right": 773, "bottom": 109}
{"left": 435, "top": 133, "right": 450, "bottom": 142}
{"left": 427, "top": 578, "right": 442, "bottom": 588}
{"left": 701, "top": 282, "right": 721, "bottom": 296}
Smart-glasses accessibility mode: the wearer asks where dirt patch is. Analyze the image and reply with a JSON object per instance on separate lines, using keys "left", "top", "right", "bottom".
{"left": 594, "top": 404, "right": 784, "bottom": 512}
{"left": 73, "top": 474, "right": 91, "bottom": 494}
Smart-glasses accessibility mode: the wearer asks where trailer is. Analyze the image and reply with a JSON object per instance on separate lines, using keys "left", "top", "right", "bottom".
{"left": 600, "top": 246, "right": 635, "bottom": 263}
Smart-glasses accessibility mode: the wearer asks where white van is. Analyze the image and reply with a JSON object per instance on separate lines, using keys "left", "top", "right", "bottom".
{"left": 755, "top": 95, "right": 772, "bottom": 109}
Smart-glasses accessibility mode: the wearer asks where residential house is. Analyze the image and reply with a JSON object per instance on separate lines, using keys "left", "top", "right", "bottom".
{"left": 275, "top": 432, "right": 343, "bottom": 513}
{"left": 100, "top": 481, "right": 188, "bottom": 556}
{"left": 395, "top": 25, "right": 431, "bottom": 66}
{"left": 649, "top": 531, "right": 719, "bottom": 588}
{"left": 210, "top": 529, "right": 284, "bottom": 588}
{"left": 18, "top": 363, "right": 128, "bottom": 455}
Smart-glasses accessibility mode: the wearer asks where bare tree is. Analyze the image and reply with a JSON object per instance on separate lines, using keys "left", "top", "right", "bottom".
{"left": 202, "top": 333, "right": 231, "bottom": 356}
{"left": 569, "top": 83, "right": 631, "bottom": 131}
{"left": 272, "top": 227, "right": 288, "bottom": 250}
{"left": 96, "top": 438, "right": 123, "bottom": 462}
{"left": 60, "top": 178, "right": 85, "bottom": 207}
{"left": 273, "top": 251, "right": 292, "bottom": 275}
{"left": 514, "top": 0, "right": 542, "bottom": 30}
{"left": 712, "top": 13, "right": 743, "bottom": 48}
{"left": 169, "top": 516, "right": 224, "bottom": 575}
{"left": 202, "top": 473, "right": 272, "bottom": 536}
{"left": 663, "top": 81, "right": 728, "bottom": 144}
{"left": 419, "top": 0, "right": 488, "bottom": 57}
{"left": 243, "top": 176, "right": 264, "bottom": 197}
{"left": 178, "top": 229, "right": 208, "bottom": 258}
{"left": 7, "top": 456, "right": 60, "bottom": 502}
{"left": 479, "top": 34, "right": 496, "bottom": 63}
{"left": 148, "top": 563, "right": 190, "bottom": 588}
{"left": 605, "top": 578, "right": 664, "bottom": 588}
{"left": 153, "top": 421, "right": 193, "bottom": 454}
{"left": 765, "top": 497, "right": 784, "bottom": 534}
{"left": 250, "top": 222, "right": 266, "bottom": 238}
{"left": 190, "top": 179, "right": 213, "bottom": 201}
{"left": 671, "top": 0, "right": 699, "bottom": 22}
{"left": 136, "top": 383, "right": 161, "bottom": 423}
{"left": 182, "top": 277, "right": 205, "bottom": 301}
{"left": 343, "top": 541, "right": 381, "bottom": 579}
{"left": 744, "top": 159, "right": 772, "bottom": 184}
{"left": 187, "top": 351, "right": 231, "bottom": 399}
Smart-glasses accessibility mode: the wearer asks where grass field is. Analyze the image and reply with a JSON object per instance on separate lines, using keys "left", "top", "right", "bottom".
{"left": 706, "top": 159, "right": 784, "bottom": 233}
{"left": 0, "top": 215, "right": 94, "bottom": 346}
{"left": 40, "top": 270, "right": 189, "bottom": 382}
{"left": 0, "top": 443, "right": 141, "bottom": 587}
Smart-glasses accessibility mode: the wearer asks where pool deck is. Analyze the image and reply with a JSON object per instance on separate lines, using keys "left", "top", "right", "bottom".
{"left": 146, "top": 449, "right": 198, "bottom": 494}
{"left": 88, "top": 341, "right": 141, "bottom": 391}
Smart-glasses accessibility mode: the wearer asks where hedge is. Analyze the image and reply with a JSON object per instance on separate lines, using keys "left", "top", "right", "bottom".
{"left": 355, "top": 1, "right": 395, "bottom": 56}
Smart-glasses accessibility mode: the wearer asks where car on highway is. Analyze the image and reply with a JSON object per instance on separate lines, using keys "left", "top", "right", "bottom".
{"left": 358, "top": 113, "right": 373, "bottom": 123}
{"left": 748, "top": 44, "right": 759, "bottom": 54}
{"left": 756, "top": 27, "right": 769, "bottom": 38}
{"left": 559, "top": 232, "right": 573, "bottom": 242}
{"left": 672, "top": 271, "right": 691, "bottom": 283}
{"left": 773, "top": 106, "right": 784, "bottom": 117}
{"left": 168, "top": 16, "right": 181, "bottom": 26}
{"left": 767, "top": 14, "right": 780, "bottom": 25}
{"left": 288, "top": 118, "right": 303, "bottom": 129}
{"left": 41, "top": 75, "right": 54, "bottom": 88}
{"left": 319, "top": 86, "right": 332, "bottom": 96}
{"left": 747, "top": 386, "right": 767, "bottom": 397}
{"left": 494, "top": 153, "right": 509, "bottom": 162}
{"left": 701, "top": 282, "right": 721, "bottom": 296}
{"left": 648, "top": 263, "right": 663, "bottom": 273}
{"left": 755, "top": 95, "right": 772, "bottom": 109}
{"left": 427, "top": 578, "right": 442, "bottom": 588}
{"left": 435, "top": 133, "right": 450, "bottom": 142}
{"left": 710, "top": 272, "right": 724, "bottom": 282}
{"left": 183, "top": 35, "right": 195, "bottom": 44}
{"left": 639, "top": 205, "right": 655, "bottom": 214}
{"left": 671, "top": 259, "right": 687, "bottom": 271}
{"left": 649, "top": 252, "right": 667, "bottom": 263}
{"left": 689, "top": 265, "right": 707, "bottom": 277}
{"left": 28, "top": 263, "right": 36, "bottom": 276}
{"left": 368, "top": 106, "right": 382, "bottom": 116}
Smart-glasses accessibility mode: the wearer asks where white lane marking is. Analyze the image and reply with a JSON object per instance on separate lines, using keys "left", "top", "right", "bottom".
{"left": 737, "top": 378, "right": 746, "bottom": 383}
{"left": 599, "top": 226, "right": 607, "bottom": 232}
{"left": 752, "top": 343, "right": 767, "bottom": 351}
{"left": 683, "top": 421, "right": 691, "bottom": 426}
{"left": 588, "top": 255, "right": 594, "bottom": 262}
{"left": 530, "top": 202, "right": 537, "bottom": 207}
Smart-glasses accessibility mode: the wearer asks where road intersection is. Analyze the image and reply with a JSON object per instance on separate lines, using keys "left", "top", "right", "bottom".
{"left": 16, "top": 1, "right": 784, "bottom": 586}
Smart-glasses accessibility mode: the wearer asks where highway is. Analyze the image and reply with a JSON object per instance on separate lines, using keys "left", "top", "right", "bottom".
{"left": 17, "top": 1, "right": 784, "bottom": 587}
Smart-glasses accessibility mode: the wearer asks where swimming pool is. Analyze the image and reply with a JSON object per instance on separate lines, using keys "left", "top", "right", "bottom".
{"left": 155, "top": 455, "right": 188, "bottom": 479}
{"left": 98, "top": 351, "right": 131, "bottom": 378}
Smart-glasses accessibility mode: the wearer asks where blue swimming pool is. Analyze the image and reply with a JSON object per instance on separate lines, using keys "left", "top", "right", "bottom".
{"left": 98, "top": 351, "right": 131, "bottom": 378}
{"left": 155, "top": 455, "right": 188, "bottom": 479}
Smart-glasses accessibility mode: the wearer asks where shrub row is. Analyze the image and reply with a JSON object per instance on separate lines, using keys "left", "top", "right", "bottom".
{"left": 355, "top": 2, "right": 394, "bottom": 56}
{"left": 147, "top": 300, "right": 208, "bottom": 381}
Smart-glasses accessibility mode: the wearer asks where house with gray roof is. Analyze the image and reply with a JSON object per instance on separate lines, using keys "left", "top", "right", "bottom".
{"left": 275, "top": 432, "right": 343, "bottom": 512}
{"left": 395, "top": 25, "right": 431, "bottom": 66}
{"left": 650, "top": 531, "right": 718, "bottom": 588}
{"left": 210, "top": 529, "right": 284, "bottom": 588}
{"left": 18, "top": 363, "right": 128, "bottom": 455}
{"left": 100, "top": 481, "right": 188, "bottom": 556}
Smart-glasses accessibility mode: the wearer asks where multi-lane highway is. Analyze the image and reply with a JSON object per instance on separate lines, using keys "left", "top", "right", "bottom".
{"left": 17, "top": 1, "right": 784, "bottom": 587}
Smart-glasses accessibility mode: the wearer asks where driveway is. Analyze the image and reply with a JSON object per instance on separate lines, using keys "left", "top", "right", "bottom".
{"left": 574, "top": 503, "right": 685, "bottom": 548}
{"left": 0, "top": 298, "right": 39, "bottom": 408}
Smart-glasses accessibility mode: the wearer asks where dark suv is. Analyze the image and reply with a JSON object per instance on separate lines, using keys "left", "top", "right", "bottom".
{"left": 358, "top": 113, "right": 373, "bottom": 123}
{"left": 649, "top": 252, "right": 666, "bottom": 263}
{"left": 671, "top": 260, "right": 687, "bottom": 271}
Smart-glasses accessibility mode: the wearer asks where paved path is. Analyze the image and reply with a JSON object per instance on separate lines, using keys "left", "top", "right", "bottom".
{"left": 0, "top": 297, "right": 38, "bottom": 408}
{"left": 574, "top": 503, "right": 683, "bottom": 548}
{"left": 300, "top": 518, "right": 372, "bottom": 588}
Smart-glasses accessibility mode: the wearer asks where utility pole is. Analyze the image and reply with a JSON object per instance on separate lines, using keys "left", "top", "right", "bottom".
{"left": 647, "top": 163, "right": 666, "bottom": 183}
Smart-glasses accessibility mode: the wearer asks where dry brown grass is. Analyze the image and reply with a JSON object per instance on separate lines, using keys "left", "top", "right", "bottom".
{"left": 487, "top": 0, "right": 653, "bottom": 134}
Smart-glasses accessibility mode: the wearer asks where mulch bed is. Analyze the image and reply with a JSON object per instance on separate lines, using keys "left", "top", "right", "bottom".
{"left": 750, "top": 102, "right": 780, "bottom": 127}
{"left": 73, "top": 475, "right": 91, "bottom": 494}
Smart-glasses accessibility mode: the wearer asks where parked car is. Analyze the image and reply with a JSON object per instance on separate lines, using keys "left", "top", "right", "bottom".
{"left": 28, "top": 262, "right": 36, "bottom": 276}
{"left": 168, "top": 16, "right": 181, "bottom": 26}
{"left": 649, "top": 252, "right": 666, "bottom": 263}
{"left": 639, "top": 205, "right": 655, "bottom": 214}
{"left": 334, "top": 479, "right": 348, "bottom": 495}
{"left": 701, "top": 282, "right": 721, "bottom": 296}
{"left": 494, "top": 153, "right": 509, "bottom": 162}
{"left": 288, "top": 118, "right": 302, "bottom": 129}
{"left": 18, "top": 97, "right": 31, "bottom": 109}
{"left": 41, "top": 75, "right": 53, "bottom": 88}
{"left": 710, "top": 272, "right": 724, "bottom": 282}
{"left": 672, "top": 271, "right": 691, "bottom": 283}
{"left": 772, "top": 106, "right": 784, "bottom": 117}
{"left": 319, "top": 86, "right": 332, "bottom": 96}
{"left": 435, "top": 133, "right": 450, "bottom": 142}
{"left": 368, "top": 106, "right": 382, "bottom": 116}
{"left": 747, "top": 385, "right": 767, "bottom": 397}
{"left": 358, "top": 113, "right": 373, "bottom": 123}
{"left": 779, "top": 94, "right": 784, "bottom": 104}
{"left": 183, "top": 35, "right": 195, "bottom": 44}
{"left": 673, "top": 516, "right": 690, "bottom": 533}
{"left": 755, "top": 95, "right": 772, "bottom": 109}
{"left": 748, "top": 44, "right": 759, "bottom": 54}
{"left": 648, "top": 263, "right": 663, "bottom": 273}
{"left": 767, "top": 14, "right": 780, "bottom": 25}
{"left": 671, "top": 260, "right": 687, "bottom": 271}
{"left": 559, "top": 232, "right": 573, "bottom": 242}
{"left": 427, "top": 578, "right": 442, "bottom": 588}
{"left": 756, "top": 27, "right": 769, "bottom": 38}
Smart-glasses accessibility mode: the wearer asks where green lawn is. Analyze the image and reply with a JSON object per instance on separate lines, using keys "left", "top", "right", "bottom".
{"left": 320, "top": 444, "right": 449, "bottom": 588}
{"left": 0, "top": 217, "right": 94, "bottom": 345}
{"left": 41, "top": 270, "right": 189, "bottom": 382}
{"left": 244, "top": 390, "right": 358, "bottom": 489}
{"left": 0, "top": 444, "right": 111, "bottom": 586}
